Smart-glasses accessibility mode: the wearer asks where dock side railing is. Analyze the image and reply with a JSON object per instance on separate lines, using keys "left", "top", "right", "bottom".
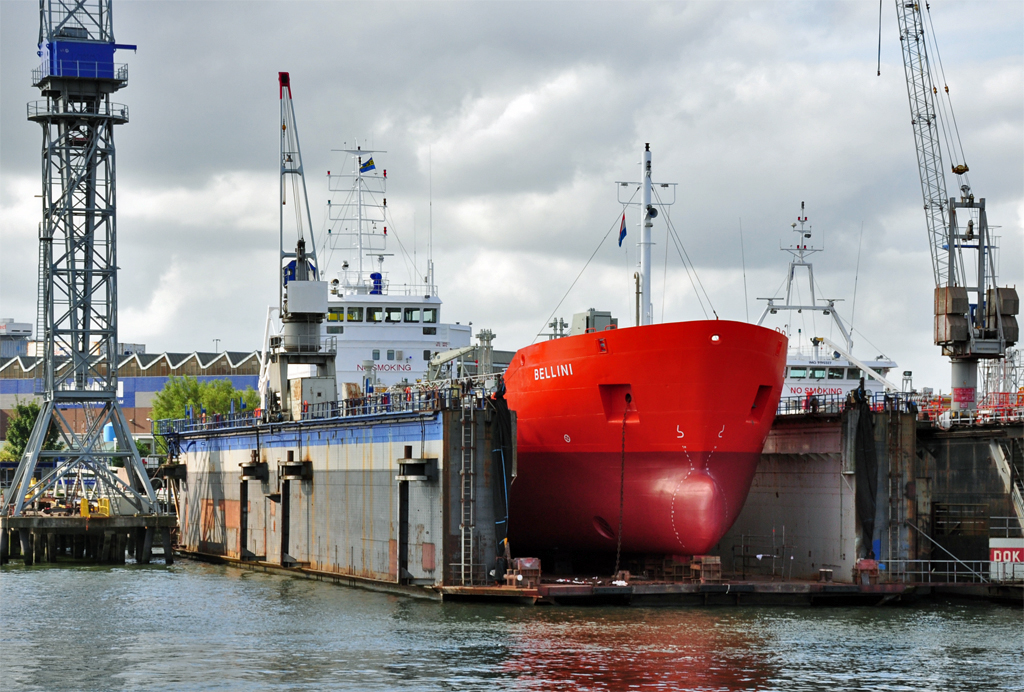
{"left": 154, "top": 375, "right": 502, "bottom": 436}
{"left": 775, "top": 391, "right": 1024, "bottom": 428}
{"left": 879, "top": 559, "right": 1024, "bottom": 584}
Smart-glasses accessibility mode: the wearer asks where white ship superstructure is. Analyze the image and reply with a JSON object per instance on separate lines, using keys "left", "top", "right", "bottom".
{"left": 320, "top": 146, "right": 470, "bottom": 389}
{"left": 758, "top": 204, "right": 898, "bottom": 402}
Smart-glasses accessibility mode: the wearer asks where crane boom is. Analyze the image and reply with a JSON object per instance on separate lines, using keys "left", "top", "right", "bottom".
{"left": 895, "top": 1, "right": 949, "bottom": 287}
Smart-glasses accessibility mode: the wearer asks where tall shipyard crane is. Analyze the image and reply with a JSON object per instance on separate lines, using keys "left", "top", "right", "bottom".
{"left": 1, "top": 0, "right": 162, "bottom": 517}
{"left": 257, "top": 73, "right": 335, "bottom": 422}
{"left": 895, "top": 1, "right": 1019, "bottom": 410}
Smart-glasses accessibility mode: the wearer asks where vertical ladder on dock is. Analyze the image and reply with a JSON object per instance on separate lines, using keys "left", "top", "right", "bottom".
{"left": 33, "top": 232, "right": 47, "bottom": 395}
{"left": 459, "top": 398, "right": 476, "bottom": 585}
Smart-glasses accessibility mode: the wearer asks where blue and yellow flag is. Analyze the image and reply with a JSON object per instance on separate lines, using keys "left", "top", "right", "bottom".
{"left": 360, "top": 157, "right": 376, "bottom": 173}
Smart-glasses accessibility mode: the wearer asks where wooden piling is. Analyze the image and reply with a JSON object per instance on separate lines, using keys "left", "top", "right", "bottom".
{"left": 19, "top": 530, "right": 33, "bottom": 566}
{"left": 33, "top": 531, "right": 45, "bottom": 564}
{"left": 140, "top": 527, "right": 154, "bottom": 564}
{"left": 161, "top": 527, "right": 174, "bottom": 565}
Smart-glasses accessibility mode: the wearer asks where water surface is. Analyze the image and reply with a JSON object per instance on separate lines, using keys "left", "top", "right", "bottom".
{"left": 1, "top": 560, "right": 1021, "bottom": 691}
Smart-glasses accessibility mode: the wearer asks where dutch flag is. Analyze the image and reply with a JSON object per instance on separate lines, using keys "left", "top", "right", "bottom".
{"left": 617, "top": 212, "right": 627, "bottom": 247}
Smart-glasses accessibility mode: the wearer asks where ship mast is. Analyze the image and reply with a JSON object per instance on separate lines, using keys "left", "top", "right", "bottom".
{"left": 640, "top": 144, "right": 654, "bottom": 326}
{"left": 326, "top": 144, "right": 388, "bottom": 289}
{"left": 617, "top": 143, "right": 674, "bottom": 326}
{"left": 756, "top": 203, "right": 853, "bottom": 352}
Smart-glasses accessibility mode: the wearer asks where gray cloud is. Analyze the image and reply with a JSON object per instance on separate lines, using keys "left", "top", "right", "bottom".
{"left": 1, "top": 0, "right": 1021, "bottom": 390}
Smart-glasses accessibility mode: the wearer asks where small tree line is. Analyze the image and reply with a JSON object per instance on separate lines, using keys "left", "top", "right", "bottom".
{"left": 1, "top": 377, "right": 258, "bottom": 462}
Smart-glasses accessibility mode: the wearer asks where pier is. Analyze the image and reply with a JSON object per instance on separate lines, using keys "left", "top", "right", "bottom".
{"left": 1, "top": 514, "right": 176, "bottom": 566}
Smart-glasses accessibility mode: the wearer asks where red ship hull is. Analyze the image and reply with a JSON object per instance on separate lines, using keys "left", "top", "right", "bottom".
{"left": 504, "top": 320, "right": 787, "bottom": 555}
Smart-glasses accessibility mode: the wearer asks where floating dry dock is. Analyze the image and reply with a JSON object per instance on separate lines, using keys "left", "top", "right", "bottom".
{"left": 154, "top": 382, "right": 1022, "bottom": 606}
{"left": 165, "top": 382, "right": 514, "bottom": 590}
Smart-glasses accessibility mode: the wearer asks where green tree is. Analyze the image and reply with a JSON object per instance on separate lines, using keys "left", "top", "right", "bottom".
{"left": 202, "top": 379, "right": 258, "bottom": 415}
{"left": 0, "top": 401, "right": 64, "bottom": 462}
{"left": 150, "top": 375, "right": 205, "bottom": 421}
{"left": 151, "top": 376, "right": 260, "bottom": 421}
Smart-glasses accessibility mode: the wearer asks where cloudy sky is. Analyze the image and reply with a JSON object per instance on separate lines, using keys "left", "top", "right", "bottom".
{"left": 1, "top": 0, "right": 1021, "bottom": 392}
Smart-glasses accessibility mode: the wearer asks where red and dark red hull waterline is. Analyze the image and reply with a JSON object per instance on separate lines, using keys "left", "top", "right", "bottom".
{"left": 504, "top": 320, "right": 787, "bottom": 556}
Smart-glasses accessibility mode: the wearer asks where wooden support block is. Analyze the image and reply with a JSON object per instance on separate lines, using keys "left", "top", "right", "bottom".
{"left": 46, "top": 533, "right": 58, "bottom": 563}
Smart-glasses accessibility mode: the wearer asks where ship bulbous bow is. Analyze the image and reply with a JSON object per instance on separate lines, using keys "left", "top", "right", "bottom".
{"left": 508, "top": 449, "right": 761, "bottom": 555}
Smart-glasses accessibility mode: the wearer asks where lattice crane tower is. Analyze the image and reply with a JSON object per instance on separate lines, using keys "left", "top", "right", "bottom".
{"left": 1, "top": 0, "right": 160, "bottom": 517}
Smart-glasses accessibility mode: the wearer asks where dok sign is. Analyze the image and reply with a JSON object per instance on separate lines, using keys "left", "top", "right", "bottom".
{"left": 990, "top": 547, "right": 1023, "bottom": 562}
{"left": 989, "top": 538, "right": 1024, "bottom": 581}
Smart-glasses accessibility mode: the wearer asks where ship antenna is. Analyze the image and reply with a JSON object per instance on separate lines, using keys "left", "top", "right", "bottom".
{"left": 850, "top": 220, "right": 865, "bottom": 337}
{"left": 428, "top": 146, "right": 434, "bottom": 288}
{"left": 739, "top": 217, "right": 749, "bottom": 322}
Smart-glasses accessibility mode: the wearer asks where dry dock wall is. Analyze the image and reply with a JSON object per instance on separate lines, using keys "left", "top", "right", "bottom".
{"left": 716, "top": 410, "right": 919, "bottom": 583}
{"left": 176, "top": 407, "right": 505, "bottom": 588}
{"left": 915, "top": 425, "right": 1020, "bottom": 561}
{"left": 717, "top": 410, "right": 1019, "bottom": 583}
{"left": 715, "top": 415, "right": 857, "bottom": 581}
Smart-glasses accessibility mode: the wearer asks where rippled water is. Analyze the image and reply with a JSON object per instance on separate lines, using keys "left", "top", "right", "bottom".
{"left": 1, "top": 560, "right": 1021, "bottom": 691}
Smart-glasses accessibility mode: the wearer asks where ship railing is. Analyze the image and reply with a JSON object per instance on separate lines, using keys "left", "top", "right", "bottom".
{"left": 269, "top": 334, "right": 337, "bottom": 355}
{"left": 912, "top": 399, "right": 1024, "bottom": 428}
{"left": 880, "top": 559, "right": 1023, "bottom": 584}
{"left": 990, "top": 516, "right": 1024, "bottom": 539}
{"left": 331, "top": 271, "right": 438, "bottom": 298}
{"left": 32, "top": 61, "right": 129, "bottom": 86}
{"left": 27, "top": 100, "right": 129, "bottom": 121}
{"left": 773, "top": 391, "right": 1021, "bottom": 424}
{"left": 154, "top": 376, "right": 504, "bottom": 430}
{"left": 153, "top": 410, "right": 258, "bottom": 435}
{"left": 334, "top": 284, "right": 439, "bottom": 298}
